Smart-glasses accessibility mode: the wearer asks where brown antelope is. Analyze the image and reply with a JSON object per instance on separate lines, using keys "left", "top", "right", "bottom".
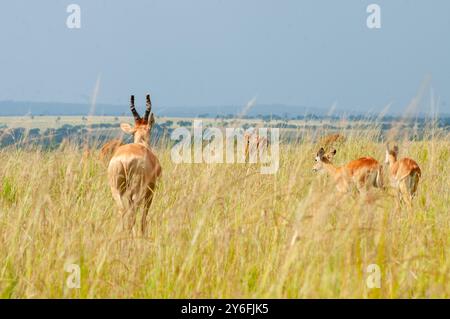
{"left": 385, "top": 143, "right": 421, "bottom": 207}
{"left": 108, "top": 94, "right": 162, "bottom": 234}
{"left": 99, "top": 139, "right": 124, "bottom": 162}
{"left": 319, "top": 133, "right": 345, "bottom": 151}
{"left": 313, "top": 147, "right": 383, "bottom": 193}
{"left": 244, "top": 129, "right": 268, "bottom": 162}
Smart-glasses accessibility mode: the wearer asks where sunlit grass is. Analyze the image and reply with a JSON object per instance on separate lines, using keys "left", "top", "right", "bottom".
{"left": 0, "top": 126, "right": 449, "bottom": 298}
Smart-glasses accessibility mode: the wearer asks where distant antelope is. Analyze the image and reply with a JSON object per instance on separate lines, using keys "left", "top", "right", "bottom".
{"left": 313, "top": 147, "right": 383, "bottom": 193}
{"left": 385, "top": 143, "right": 421, "bottom": 207}
{"left": 108, "top": 94, "right": 162, "bottom": 234}
{"left": 244, "top": 129, "right": 268, "bottom": 162}
{"left": 100, "top": 139, "right": 124, "bottom": 162}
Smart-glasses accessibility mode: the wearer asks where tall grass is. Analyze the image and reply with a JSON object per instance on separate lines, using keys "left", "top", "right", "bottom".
{"left": 0, "top": 124, "right": 449, "bottom": 298}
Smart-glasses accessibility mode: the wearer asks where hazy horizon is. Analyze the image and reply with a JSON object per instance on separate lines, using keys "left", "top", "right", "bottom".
{"left": 0, "top": 1, "right": 449, "bottom": 115}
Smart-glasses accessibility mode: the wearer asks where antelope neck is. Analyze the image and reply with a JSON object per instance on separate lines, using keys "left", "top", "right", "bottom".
{"left": 387, "top": 155, "right": 397, "bottom": 166}
{"left": 321, "top": 159, "right": 340, "bottom": 176}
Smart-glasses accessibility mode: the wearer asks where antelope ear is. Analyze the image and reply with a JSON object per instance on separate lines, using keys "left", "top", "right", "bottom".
{"left": 120, "top": 123, "right": 135, "bottom": 134}
{"left": 386, "top": 142, "right": 390, "bottom": 151}
{"left": 317, "top": 147, "right": 325, "bottom": 158}
{"left": 149, "top": 113, "right": 155, "bottom": 126}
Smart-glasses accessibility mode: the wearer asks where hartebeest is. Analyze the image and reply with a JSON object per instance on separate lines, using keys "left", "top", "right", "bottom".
{"left": 100, "top": 139, "right": 124, "bottom": 162}
{"left": 244, "top": 129, "right": 268, "bottom": 162}
{"left": 385, "top": 143, "right": 421, "bottom": 207}
{"left": 108, "top": 94, "right": 162, "bottom": 234}
{"left": 313, "top": 147, "right": 383, "bottom": 193}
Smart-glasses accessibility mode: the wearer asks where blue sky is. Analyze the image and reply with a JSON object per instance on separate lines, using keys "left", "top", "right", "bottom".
{"left": 0, "top": 0, "right": 449, "bottom": 113}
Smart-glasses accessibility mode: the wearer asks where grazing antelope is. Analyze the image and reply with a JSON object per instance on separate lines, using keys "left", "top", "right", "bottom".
{"left": 108, "top": 94, "right": 162, "bottom": 234}
{"left": 313, "top": 147, "right": 383, "bottom": 193}
{"left": 99, "top": 139, "right": 124, "bottom": 162}
{"left": 385, "top": 144, "right": 421, "bottom": 207}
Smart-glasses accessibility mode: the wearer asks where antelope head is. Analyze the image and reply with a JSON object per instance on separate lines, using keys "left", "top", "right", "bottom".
{"left": 313, "top": 147, "right": 337, "bottom": 172}
{"left": 120, "top": 94, "right": 155, "bottom": 146}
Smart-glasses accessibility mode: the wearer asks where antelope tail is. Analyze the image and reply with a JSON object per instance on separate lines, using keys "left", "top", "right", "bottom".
{"left": 408, "top": 168, "right": 421, "bottom": 197}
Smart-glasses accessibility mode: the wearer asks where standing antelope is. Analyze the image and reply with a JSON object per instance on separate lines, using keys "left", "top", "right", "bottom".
{"left": 385, "top": 144, "right": 421, "bottom": 207}
{"left": 244, "top": 129, "right": 268, "bottom": 162}
{"left": 319, "top": 133, "right": 345, "bottom": 151}
{"left": 313, "top": 148, "right": 383, "bottom": 193}
{"left": 108, "top": 94, "right": 162, "bottom": 234}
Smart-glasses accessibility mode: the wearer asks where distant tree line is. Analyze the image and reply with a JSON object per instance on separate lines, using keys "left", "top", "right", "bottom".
{"left": 0, "top": 116, "right": 448, "bottom": 149}
{"left": 0, "top": 123, "right": 167, "bottom": 149}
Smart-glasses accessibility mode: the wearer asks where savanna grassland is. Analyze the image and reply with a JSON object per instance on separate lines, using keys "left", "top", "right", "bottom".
{"left": 0, "top": 120, "right": 449, "bottom": 298}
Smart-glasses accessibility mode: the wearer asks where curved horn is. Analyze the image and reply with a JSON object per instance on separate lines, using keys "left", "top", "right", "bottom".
{"left": 130, "top": 95, "right": 141, "bottom": 121}
{"left": 144, "top": 94, "right": 152, "bottom": 122}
